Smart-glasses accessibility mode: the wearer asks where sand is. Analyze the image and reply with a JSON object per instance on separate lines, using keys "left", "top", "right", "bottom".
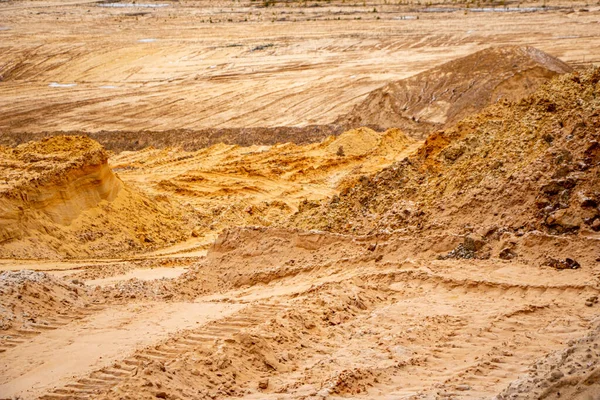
{"left": 3, "top": 227, "right": 595, "bottom": 400}
{"left": 336, "top": 46, "right": 573, "bottom": 137}
{"left": 85, "top": 267, "right": 189, "bottom": 286}
{"left": 1, "top": 2, "right": 600, "bottom": 399}
{"left": 0, "top": 136, "right": 193, "bottom": 259}
{"left": 1, "top": 0, "right": 600, "bottom": 134}
{"left": 0, "top": 301, "right": 243, "bottom": 399}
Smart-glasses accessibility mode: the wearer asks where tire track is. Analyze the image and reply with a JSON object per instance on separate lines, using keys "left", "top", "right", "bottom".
{"left": 0, "top": 303, "right": 105, "bottom": 354}
{"left": 38, "top": 302, "right": 294, "bottom": 400}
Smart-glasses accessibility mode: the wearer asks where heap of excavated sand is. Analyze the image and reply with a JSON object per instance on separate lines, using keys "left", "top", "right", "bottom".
{"left": 0, "top": 270, "right": 92, "bottom": 332}
{"left": 295, "top": 67, "right": 600, "bottom": 246}
{"left": 0, "top": 136, "right": 192, "bottom": 259}
{"left": 108, "top": 126, "right": 418, "bottom": 243}
{"left": 321, "top": 127, "right": 413, "bottom": 158}
{"left": 337, "top": 46, "right": 573, "bottom": 138}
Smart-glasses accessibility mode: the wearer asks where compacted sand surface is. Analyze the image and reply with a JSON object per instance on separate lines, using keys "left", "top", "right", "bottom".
{"left": 1, "top": 0, "right": 600, "bottom": 135}
{"left": 2, "top": 228, "right": 599, "bottom": 399}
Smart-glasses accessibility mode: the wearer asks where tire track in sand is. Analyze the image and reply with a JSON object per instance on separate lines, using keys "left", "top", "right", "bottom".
{"left": 37, "top": 302, "right": 294, "bottom": 400}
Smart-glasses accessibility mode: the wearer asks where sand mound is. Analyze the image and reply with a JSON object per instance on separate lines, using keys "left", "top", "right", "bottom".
{"left": 110, "top": 127, "right": 418, "bottom": 244}
{"left": 0, "top": 270, "right": 88, "bottom": 329}
{"left": 322, "top": 127, "right": 413, "bottom": 158}
{"left": 0, "top": 136, "right": 192, "bottom": 259}
{"left": 496, "top": 321, "right": 600, "bottom": 400}
{"left": 0, "top": 270, "right": 98, "bottom": 345}
{"left": 294, "top": 67, "right": 600, "bottom": 245}
{"left": 323, "top": 127, "right": 382, "bottom": 157}
{"left": 336, "top": 46, "right": 573, "bottom": 138}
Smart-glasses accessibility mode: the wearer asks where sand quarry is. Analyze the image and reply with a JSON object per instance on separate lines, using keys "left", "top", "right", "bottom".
{"left": 1, "top": 0, "right": 600, "bottom": 399}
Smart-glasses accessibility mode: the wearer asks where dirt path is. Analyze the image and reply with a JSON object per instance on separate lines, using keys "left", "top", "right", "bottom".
{"left": 0, "top": 236, "right": 212, "bottom": 273}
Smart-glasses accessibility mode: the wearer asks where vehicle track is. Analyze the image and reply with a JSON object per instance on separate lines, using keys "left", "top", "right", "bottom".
{"left": 37, "top": 302, "right": 296, "bottom": 399}
{"left": 0, "top": 303, "right": 106, "bottom": 354}
{"left": 31, "top": 257, "right": 600, "bottom": 400}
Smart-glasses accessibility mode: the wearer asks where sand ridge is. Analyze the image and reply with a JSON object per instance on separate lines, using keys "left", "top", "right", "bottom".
{"left": 336, "top": 46, "right": 573, "bottom": 137}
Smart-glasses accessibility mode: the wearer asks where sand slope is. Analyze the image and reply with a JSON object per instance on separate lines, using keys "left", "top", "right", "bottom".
{"left": 112, "top": 127, "right": 420, "bottom": 242}
{"left": 2, "top": 1, "right": 599, "bottom": 135}
{"left": 337, "top": 46, "right": 573, "bottom": 137}
{"left": 0, "top": 136, "right": 192, "bottom": 259}
{"left": 295, "top": 67, "right": 600, "bottom": 244}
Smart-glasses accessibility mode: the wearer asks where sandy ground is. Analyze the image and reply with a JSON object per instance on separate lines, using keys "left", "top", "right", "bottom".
{"left": 109, "top": 127, "right": 421, "bottom": 242}
{"left": 1, "top": 1, "right": 600, "bottom": 399}
{"left": 2, "top": 229, "right": 598, "bottom": 399}
{"left": 0, "top": 301, "right": 243, "bottom": 399}
{"left": 1, "top": 0, "right": 600, "bottom": 133}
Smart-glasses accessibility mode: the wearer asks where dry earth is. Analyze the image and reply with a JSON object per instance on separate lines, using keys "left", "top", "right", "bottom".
{"left": 2, "top": 1, "right": 600, "bottom": 400}
{"left": 1, "top": 228, "right": 600, "bottom": 400}
{"left": 1, "top": 0, "right": 600, "bottom": 135}
{"left": 111, "top": 127, "right": 420, "bottom": 242}
{"left": 0, "top": 136, "right": 193, "bottom": 259}
{"left": 336, "top": 46, "right": 573, "bottom": 137}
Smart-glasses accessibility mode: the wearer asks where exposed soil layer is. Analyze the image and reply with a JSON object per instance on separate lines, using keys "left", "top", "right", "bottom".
{"left": 0, "top": 136, "right": 192, "bottom": 259}
{"left": 0, "top": 125, "right": 345, "bottom": 153}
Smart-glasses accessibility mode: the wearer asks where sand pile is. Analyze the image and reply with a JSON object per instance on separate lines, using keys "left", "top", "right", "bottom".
{"left": 293, "top": 67, "right": 600, "bottom": 249}
{"left": 110, "top": 128, "right": 418, "bottom": 244}
{"left": 98, "top": 226, "right": 371, "bottom": 302}
{"left": 321, "top": 127, "right": 413, "bottom": 158}
{"left": 336, "top": 46, "right": 573, "bottom": 138}
{"left": 323, "top": 127, "right": 382, "bottom": 157}
{"left": 496, "top": 321, "right": 600, "bottom": 399}
{"left": 0, "top": 136, "right": 192, "bottom": 259}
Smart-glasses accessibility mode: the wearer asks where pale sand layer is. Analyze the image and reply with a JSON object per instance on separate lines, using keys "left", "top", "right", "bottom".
{"left": 1, "top": 0, "right": 599, "bottom": 134}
